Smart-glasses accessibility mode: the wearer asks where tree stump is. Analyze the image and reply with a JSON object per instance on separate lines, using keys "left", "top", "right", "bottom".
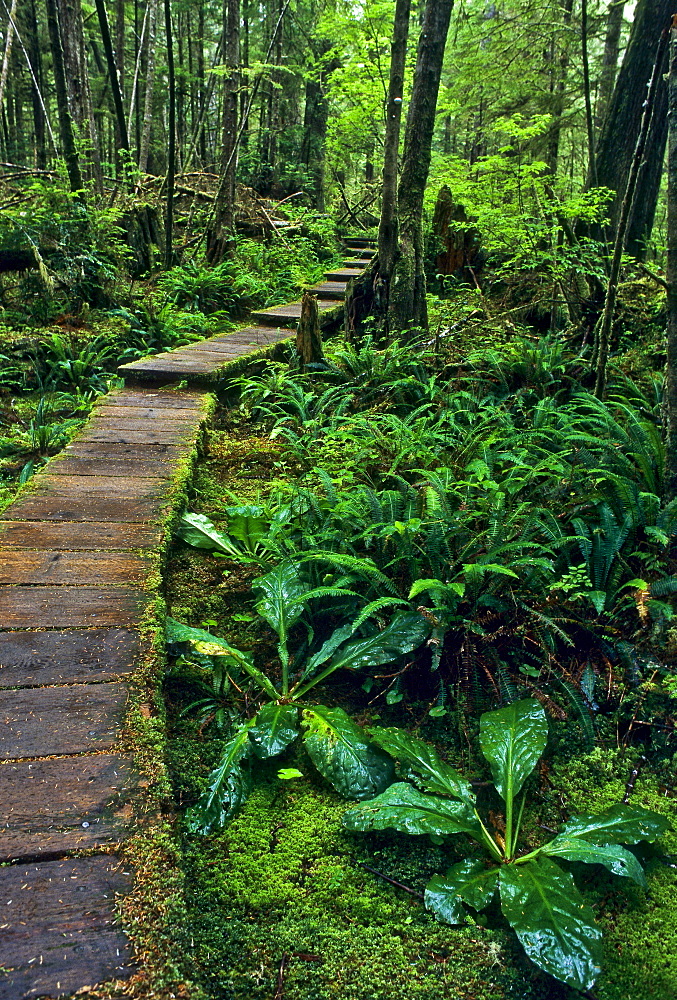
{"left": 432, "top": 184, "right": 481, "bottom": 278}
{"left": 296, "top": 290, "right": 324, "bottom": 371}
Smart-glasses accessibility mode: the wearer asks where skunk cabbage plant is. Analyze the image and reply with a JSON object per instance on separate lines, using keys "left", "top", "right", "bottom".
{"left": 343, "top": 699, "right": 669, "bottom": 990}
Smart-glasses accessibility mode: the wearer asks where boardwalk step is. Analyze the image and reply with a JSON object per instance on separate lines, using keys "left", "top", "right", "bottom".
{"left": 0, "top": 682, "right": 128, "bottom": 760}
{"left": 0, "top": 520, "right": 162, "bottom": 550}
{"left": 0, "top": 754, "right": 136, "bottom": 862}
{"left": 0, "top": 585, "right": 150, "bottom": 628}
{"left": 251, "top": 298, "right": 341, "bottom": 326}
{"left": 0, "top": 628, "right": 140, "bottom": 687}
{"left": 0, "top": 855, "right": 133, "bottom": 1000}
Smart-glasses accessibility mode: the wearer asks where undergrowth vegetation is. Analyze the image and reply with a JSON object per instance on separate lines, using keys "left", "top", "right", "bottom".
{"left": 164, "top": 318, "right": 677, "bottom": 998}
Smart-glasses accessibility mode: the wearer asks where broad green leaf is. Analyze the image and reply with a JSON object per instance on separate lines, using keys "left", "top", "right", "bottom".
{"left": 278, "top": 767, "right": 303, "bottom": 780}
{"left": 479, "top": 698, "right": 548, "bottom": 801}
{"left": 248, "top": 703, "right": 299, "bottom": 759}
{"left": 297, "top": 623, "right": 355, "bottom": 683}
{"left": 302, "top": 705, "right": 394, "bottom": 800}
{"left": 186, "top": 724, "right": 254, "bottom": 834}
{"left": 559, "top": 803, "right": 670, "bottom": 845}
{"left": 541, "top": 836, "right": 646, "bottom": 886}
{"left": 224, "top": 505, "right": 267, "bottom": 548}
{"left": 176, "top": 512, "right": 244, "bottom": 559}
{"left": 343, "top": 782, "right": 483, "bottom": 839}
{"left": 425, "top": 861, "right": 498, "bottom": 925}
{"left": 253, "top": 562, "right": 306, "bottom": 637}
{"left": 327, "top": 612, "right": 430, "bottom": 672}
{"left": 423, "top": 876, "right": 465, "bottom": 925}
{"left": 499, "top": 857, "right": 603, "bottom": 991}
{"left": 368, "top": 727, "right": 475, "bottom": 805}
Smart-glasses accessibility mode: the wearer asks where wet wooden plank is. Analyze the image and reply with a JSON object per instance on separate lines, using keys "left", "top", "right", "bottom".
{"left": 0, "top": 552, "right": 153, "bottom": 586}
{"left": 48, "top": 455, "right": 179, "bottom": 478}
{"left": 94, "top": 405, "right": 205, "bottom": 421}
{"left": 95, "top": 383, "right": 214, "bottom": 400}
{"left": 0, "top": 854, "right": 133, "bottom": 999}
{"left": 251, "top": 298, "right": 341, "bottom": 326}
{"left": 84, "top": 416, "right": 198, "bottom": 436}
{"left": 0, "top": 628, "right": 140, "bottom": 687}
{"left": 83, "top": 404, "right": 209, "bottom": 424}
{"left": 0, "top": 586, "right": 149, "bottom": 628}
{"left": 309, "top": 281, "right": 347, "bottom": 300}
{"left": 106, "top": 388, "right": 207, "bottom": 407}
{"left": 325, "top": 267, "right": 364, "bottom": 280}
{"left": 0, "top": 520, "right": 162, "bottom": 550}
{"left": 162, "top": 348, "right": 250, "bottom": 363}
{"left": 0, "top": 754, "right": 136, "bottom": 861}
{"left": 31, "top": 474, "right": 171, "bottom": 498}
{"left": 0, "top": 682, "right": 127, "bottom": 759}
{"left": 63, "top": 440, "right": 186, "bottom": 459}
{"left": 3, "top": 494, "right": 166, "bottom": 522}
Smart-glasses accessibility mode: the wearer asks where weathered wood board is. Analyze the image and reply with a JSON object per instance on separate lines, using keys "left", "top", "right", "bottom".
{"left": 0, "top": 520, "right": 162, "bottom": 550}
{"left": 3, "top": 495, "right": 167, "bottom": 522}
{"left": 0, "top": 682, "right": 128, "bottom": 759}
{"left": 0, "top": 855, "right": 133, "bottom": 999}
{"left": 0, "top": 585, "right": 150, "bottom": 627}
{"left": 0, "top": 628, "right": 140, "bottom": 687}
{"left": 0, "top": 551, "right": 154, "bottom": 586}
{"left": 0, "top": 754, "right": 136, "bottom": 861}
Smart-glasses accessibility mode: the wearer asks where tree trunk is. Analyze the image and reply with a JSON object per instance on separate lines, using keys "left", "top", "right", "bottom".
{"left": 164, "top": 0, "right": 175, "bottom": 268}
{"left": 0, "top": 0, "right": 18, "bottom": 111}
{"left": 594, "top": 21, "right": 670, "bottom": 398}
{"left": 378, "top": 0, "right": 411, "bottom": 283}
{"left": 206, "top": 0, "right": 240, "bottom": 264}
{"left": 300, "top": 41, "right": 339, "bottom": 213}
{"left": 664, "top": 19, "right": 677, "bottom": 499}
{"left": 45, "top": 0, "right": 84, "bottom": 196}
{"left": 94, "top": 0, "right": 130, "bottom": 162}
{"left": 389, "top": 0, "right": 454, "bottom": 336}
{"left": 545, "top": 0, "right": 574, "bottom": 176}
{"left": 138, "top": 0, "right": 158, "bottom": 174}
{"left": 26, "top": 0, "right": 47, "bottom": 167}
{"left": 592, "top": 0, "right": 673, "bottom": 259}
{"left": 595, "top": 0, "right": 624, "bottom": 132}
{"left": 296, "top": 291, "right": 324, "bottom": 371}
{"left": 59, "top": 0, "right": 102, "bottom": 190}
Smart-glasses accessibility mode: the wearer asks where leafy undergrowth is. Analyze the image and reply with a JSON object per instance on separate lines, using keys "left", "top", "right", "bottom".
{"left": 164, "top": 397, "right": 677, "bottom": 998}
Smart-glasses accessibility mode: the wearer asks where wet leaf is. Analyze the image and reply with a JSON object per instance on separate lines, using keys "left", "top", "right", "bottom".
{"left": 302, "top": 705, "right": 394, "bottom": 799}
{"left": 499, "top": 857, "right": 602, "bottom": 991}
{"left": 343, "top": 782, "right": 483, "bottom": 839}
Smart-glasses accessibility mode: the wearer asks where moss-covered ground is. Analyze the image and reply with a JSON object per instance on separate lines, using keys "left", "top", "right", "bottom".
{"left": 161, "top": 405, "right": 677, "bottom": 1000}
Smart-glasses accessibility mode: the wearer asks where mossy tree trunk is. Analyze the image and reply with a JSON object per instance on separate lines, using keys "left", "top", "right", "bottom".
{"left": 388, "top": 0, "right": 454, "bottom": 337}
{"left": 591, "top": 0, "right": 672, "bottom": 259}
{"left": 664, "top": 18, "right": 677, "bottom": 499}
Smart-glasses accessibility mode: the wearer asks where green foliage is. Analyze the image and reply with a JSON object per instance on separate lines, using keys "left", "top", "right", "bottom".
{"left": 166, "top": 555, "right": 428, "bottom": 831}
{"left": 344, "top": 700, "right": 670, "bottom": 990}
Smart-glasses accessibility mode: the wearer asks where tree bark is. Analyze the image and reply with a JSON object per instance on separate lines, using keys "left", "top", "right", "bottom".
{"left": 665, "top": 18, "right": 677, "bottom": 499}
{"left": 296, "top": 291, "right": 324, "bottom": 371}
{"left": 378, "top": 0, "right": 411, "bottom": 283}
{"left": 138, "top": 0, "right": 158, "bottom": 174}
{"left": 300, "top": 42, "right": 339, "bottom": 213}
{"left": 389, "top": 0, "right": 454, "bottom": 336}
{"left": 59, "top": 0, "right": 102, "bottom": 190}
{"left": 94, "top": 0, "right": 130, "bottom": 160}
{"left": 595, "top": 0, "right": 624, "bottom": 132}
{"left": 164, "top": 0, "right": 175, "bottom": 268}
{"left": 594, "top": 21, "right": 670, "bottom": 398}
{"left": 0, "top": 0, "right": 18, "bottom": 111}
{"left": 206, "top": 0, "right": 240, "bottom": 264}
{"left": 592, "top": 0, "right": 673, "bottom": 259}
{"left": 45, "top": 0, "right": 84, "bottom": 196}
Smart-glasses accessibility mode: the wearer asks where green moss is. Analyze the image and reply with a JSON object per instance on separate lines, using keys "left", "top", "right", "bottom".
{"left": 550, "top": 749, "right": 677, "bottom": 1000}
{"left": 173, "top": 779, "right": 542, "bottom": 1000}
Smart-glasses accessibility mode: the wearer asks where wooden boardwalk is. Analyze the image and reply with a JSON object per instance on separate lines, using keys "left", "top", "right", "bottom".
{"left": 0, "top": 239, "right": 370, "bottom": 998}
